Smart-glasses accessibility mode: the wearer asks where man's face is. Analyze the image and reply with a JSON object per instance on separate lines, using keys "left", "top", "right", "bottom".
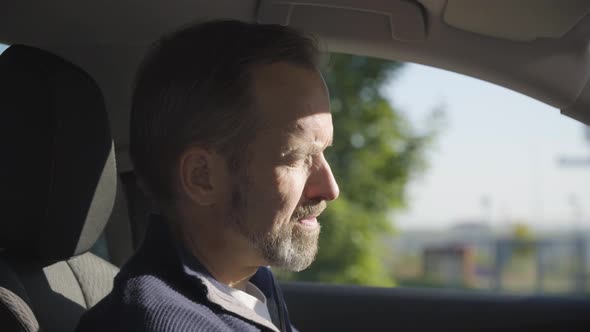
{"left": 226, "top": 62, "right": 339, "bottom": 272}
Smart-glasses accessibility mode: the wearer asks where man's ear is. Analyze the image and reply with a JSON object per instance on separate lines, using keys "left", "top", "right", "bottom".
{"left": 178, "top": 146, "right": 223, "bottom": 206}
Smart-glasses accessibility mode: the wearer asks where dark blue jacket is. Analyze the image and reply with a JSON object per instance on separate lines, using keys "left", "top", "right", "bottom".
{"left": 76, "top": 215, "right": 297, "bottom": 332}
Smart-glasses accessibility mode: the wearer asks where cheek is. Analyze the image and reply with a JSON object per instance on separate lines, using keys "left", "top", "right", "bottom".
{"left": 274, "top": 167, "right": 308, "bottom": 209}
{"left": 245, "top": 165, "right": 308, "bottom": 229}
{"left": 243, "top": 168, "right": 294, "bottom": 223}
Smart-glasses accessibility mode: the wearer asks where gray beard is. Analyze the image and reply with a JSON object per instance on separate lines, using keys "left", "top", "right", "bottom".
{"left": 247, "top": 217, "right": 320, "bottom": 272}
{"left": 228, "top": 178, "right": 320, "bottom": 272}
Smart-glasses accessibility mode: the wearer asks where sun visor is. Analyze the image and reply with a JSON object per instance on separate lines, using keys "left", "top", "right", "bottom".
{"left": 444, "top": 0, "right": 590, "bottom": 42}
{"left": 257, "top": 0, "right": 426, "bottom": 43}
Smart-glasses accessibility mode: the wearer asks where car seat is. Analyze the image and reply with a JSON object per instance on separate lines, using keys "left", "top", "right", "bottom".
{"left": 0, "top": 45, "right": 118, "bottom": 332}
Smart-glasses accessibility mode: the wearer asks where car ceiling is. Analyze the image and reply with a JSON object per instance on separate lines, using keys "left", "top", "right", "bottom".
{"left": 1, "top": 0, "right": 590, "bottom": 170}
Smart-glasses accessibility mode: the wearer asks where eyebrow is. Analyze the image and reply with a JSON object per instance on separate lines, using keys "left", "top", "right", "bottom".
{"left": 281, "top": 139, "right": 332, "bottom": 157}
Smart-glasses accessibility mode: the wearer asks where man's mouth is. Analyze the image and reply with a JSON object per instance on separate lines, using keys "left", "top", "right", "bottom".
{"left": 297, "top": 216, "right": 319, "bottom": 228}
{"left": 293, "top": 201, "right": 326, "bottom": 228}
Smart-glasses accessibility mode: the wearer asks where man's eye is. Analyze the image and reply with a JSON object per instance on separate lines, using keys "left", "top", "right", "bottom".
{"left": 288, "top": 155, "right": 313, "bottom": 168}
{"left": 291, "top": 158, "right": 307, "bottom": 166}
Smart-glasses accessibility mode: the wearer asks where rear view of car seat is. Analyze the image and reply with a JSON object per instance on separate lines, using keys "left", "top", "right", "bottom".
{"left": 0, "top": 45, "right": 119, "bottom": 331}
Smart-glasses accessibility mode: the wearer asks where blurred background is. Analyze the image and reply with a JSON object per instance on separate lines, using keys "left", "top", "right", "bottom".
{"left": 277, "top": 54, "right": 590, "bottom": 296}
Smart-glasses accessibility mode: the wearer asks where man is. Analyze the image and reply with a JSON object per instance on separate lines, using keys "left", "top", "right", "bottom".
{"left": 76, "top": 20, "right": 339, "bottom": 332}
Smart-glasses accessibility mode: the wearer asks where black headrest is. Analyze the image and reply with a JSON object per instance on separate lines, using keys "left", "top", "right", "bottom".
{"left": 0, "top": 45, "right": 116, "bottom": 262}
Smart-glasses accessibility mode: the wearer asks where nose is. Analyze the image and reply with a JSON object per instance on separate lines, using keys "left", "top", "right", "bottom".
{"left": 305, "top": 153, "right": 340, "bottom": 202}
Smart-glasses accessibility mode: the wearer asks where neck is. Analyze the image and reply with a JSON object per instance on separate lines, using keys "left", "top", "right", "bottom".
{"left": 171, "top": 209, "right": 262, "bottom": 292}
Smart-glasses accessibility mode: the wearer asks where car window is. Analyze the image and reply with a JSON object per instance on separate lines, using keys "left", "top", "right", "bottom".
{"left": 274, "top": 53, "right": 590, "bottom": 296}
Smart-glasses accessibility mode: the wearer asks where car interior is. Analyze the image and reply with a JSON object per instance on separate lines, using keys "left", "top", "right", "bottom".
{"left": 1, "top": 0, "right": 589, "bottom": 331}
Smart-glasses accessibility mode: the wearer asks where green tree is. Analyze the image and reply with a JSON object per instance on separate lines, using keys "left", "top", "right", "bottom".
{"left": 277, "top": 54, "right": 441, "bottom": 287}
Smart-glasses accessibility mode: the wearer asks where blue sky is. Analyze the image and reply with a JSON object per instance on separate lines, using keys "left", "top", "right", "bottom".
{"left": 386, "top": 63, "right": 590, "bottom": 232}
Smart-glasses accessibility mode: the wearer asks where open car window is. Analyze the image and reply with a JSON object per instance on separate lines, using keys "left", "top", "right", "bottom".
{"left": 274, "top": 53, "right": 590, "bottom": 296}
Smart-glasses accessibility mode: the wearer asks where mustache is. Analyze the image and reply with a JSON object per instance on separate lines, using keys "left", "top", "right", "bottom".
{"left": 291, "top": 200, "right": 327, "bottom": 221}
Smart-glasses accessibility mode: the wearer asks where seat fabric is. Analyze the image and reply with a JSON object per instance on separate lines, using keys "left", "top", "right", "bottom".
{"left": 0, "top": 45, "right": 119, "bottom": 332}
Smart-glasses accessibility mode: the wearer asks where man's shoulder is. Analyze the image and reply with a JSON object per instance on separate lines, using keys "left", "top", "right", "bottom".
{"left": 120, "top": 272, "right": 200, "bottom": 304}
{"left": 76, "top": 273, "right": 231, "bottom": 332}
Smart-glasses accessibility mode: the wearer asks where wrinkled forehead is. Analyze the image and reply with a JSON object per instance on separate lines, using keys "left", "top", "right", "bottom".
{"left": 283, "top": 113, "right": 334, "bottom": 143}
{"left": 258, "top": 112, "right": 333, "bottom": 157}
